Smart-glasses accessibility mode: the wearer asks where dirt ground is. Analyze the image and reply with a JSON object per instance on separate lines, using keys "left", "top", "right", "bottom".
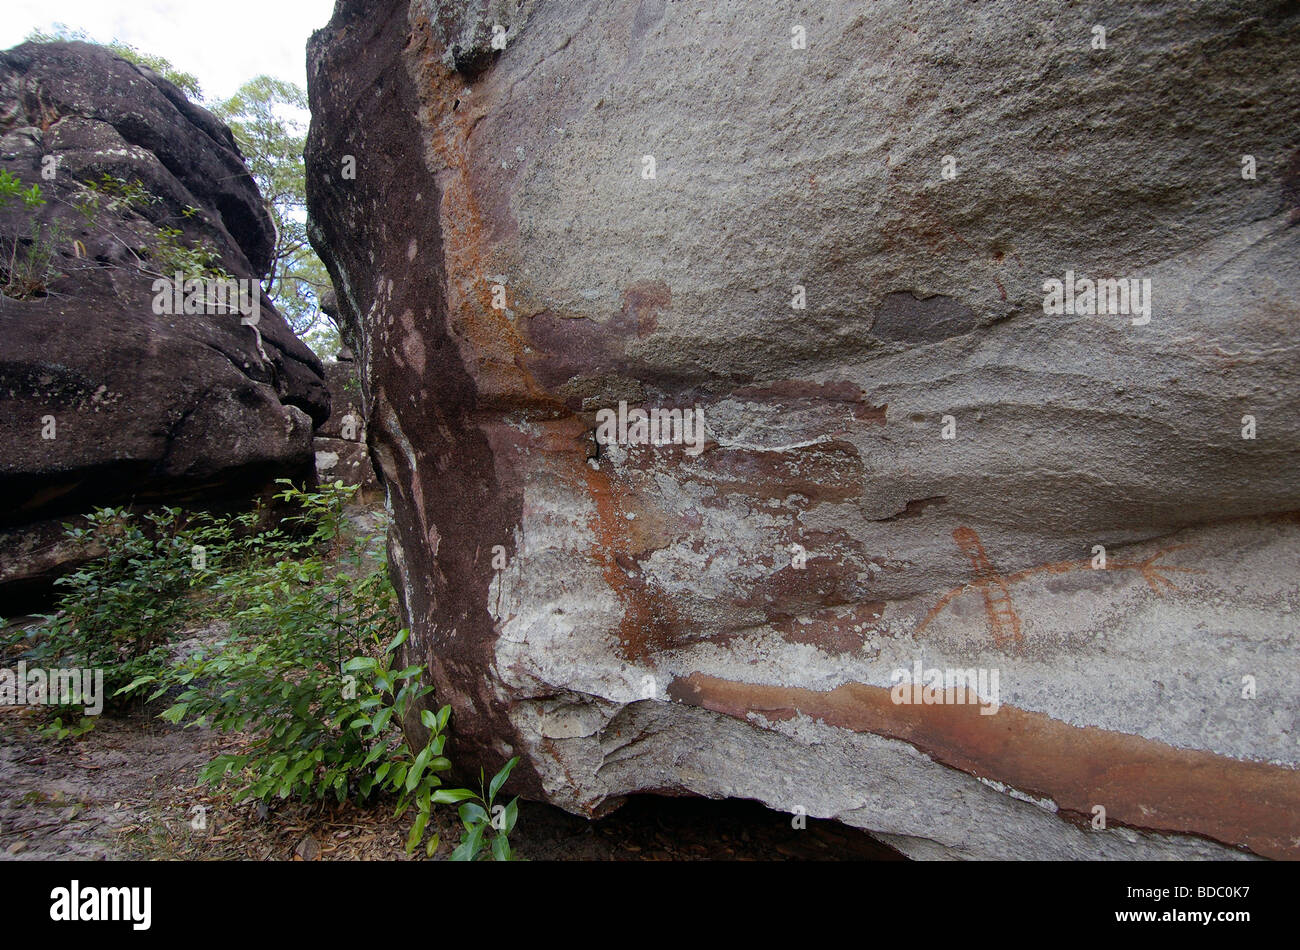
{"left": 0, "top": 701, "right": 903, "bottom": 861}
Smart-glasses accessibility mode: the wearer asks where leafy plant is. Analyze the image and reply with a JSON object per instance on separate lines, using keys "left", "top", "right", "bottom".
{"left": 146, "top": 225, "right": 229, "bottom": 280}
{"left": 0, "top": 170, "right": 60, "bottom": 299}
{"left": 71, "top": 174, "right": 228, "bottom": 280}
{"left": 123, "top": 482, "right": 507, "bottom": 858}
{"left": 7, "top": 481, "right": 523, "bottom": 858}
{"left": 90, "top": 173, "right": 156, "bottom": 212}
{"left": 72, "top": 173, "right": 157, "bottom": 225}
{"left": 152, "top": 615, "right": 456, "bottom": 858}
{"left": 39, "top": 714, "right": 96, "bottom": 741}
{"left": 450, "top": 757, "right": 521, "bottom": 861}
{"left": 0, "top": 169, "right": 45, "bottom": 209}
{"left": 2, "top": 217, "right": 64, "bottom": 299}
{"left": 2, "top": 506, "right": 213, "bottom": 732}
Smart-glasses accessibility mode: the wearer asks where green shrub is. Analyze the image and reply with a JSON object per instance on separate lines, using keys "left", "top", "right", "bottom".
{"left": 145, "top": 225, "right": 228, "bottom": 280}
{"left": 2, "top": 498, "right": 293, "bottom": 731}
{"left": 0, "top": 169, "right": 45, "bottom": 209}
{"left": 7, "top": 481, "right": 521, "bottom": 858}
{"left": 126, "top": 482, "right": 517, "bottom": 859}
{"left": 82, "top": 173, "right": 157, "bottom": 215}
{"left": 3, "top": 506, "right": 212, "bottom": 735}
{"left": 25, "top": 507, "right": 205, "bottom": 683}
{"left": 449, "top": 756, "right": 520, "bottom": 861}
{"left": 2, "top": 217, "right": 64, "bottom": 299}
{"left": 0, "top": 170, "right": 60, "bottom": 299}
{"left": 71, "top": 174, "right": 229, "bottom": 281}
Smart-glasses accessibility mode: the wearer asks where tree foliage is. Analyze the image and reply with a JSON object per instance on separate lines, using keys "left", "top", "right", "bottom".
{"left": 25, "top": 24, "right": 202, "bottom": 99}
{"left": 212, "top": 78, "right": 340, "bottom": 358}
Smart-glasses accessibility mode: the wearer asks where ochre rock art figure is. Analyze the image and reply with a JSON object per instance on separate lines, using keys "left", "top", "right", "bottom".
{"left": 950, "top": 526, "right": 1022, "bottom": 647}
{"left": 918, "top": 527, "right": 1203, "bottom": 647}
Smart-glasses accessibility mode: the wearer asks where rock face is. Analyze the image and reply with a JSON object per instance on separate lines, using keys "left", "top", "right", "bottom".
{"left": 314, "top": 354, "right": 378, "bottom": 491}
{"left": 0, "top": 41, "right": 329, "bottom": 606}
{"left": 305, "top": 1, "right": 1300, "bottom": 859}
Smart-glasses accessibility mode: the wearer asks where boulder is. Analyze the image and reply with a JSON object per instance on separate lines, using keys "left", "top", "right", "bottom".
{"left": 316, "top": 358, "right": 365, "bottom": 441}
{"left": 314, "top": 437, "right": 378, "bottom": 491}
{"left": 0, "top": 41, "right": 329, "bottom": 607}
{"left": 314, "top": 355, "right": 378, "bottom": 490}
{"left": 305, "top": 0, "right": 1300, "bottom": 858}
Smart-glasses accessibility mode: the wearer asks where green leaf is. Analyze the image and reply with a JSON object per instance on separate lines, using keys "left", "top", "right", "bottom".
{"left": 114, "top": 674, "right": 157, "bottom": 697}
{"left": 431, "top": 788, "right": 476, "bottom": 805}
{"left": 458, "top": 802, "right": 488, "bottom": 828}
{"left": 406, "top": 745, "right": 432, "bottom": 792}
{"left": 491, "top": 834, "right": 512, "bottom": 861}
{"left": 449, "top": 822, "right": 484, "bottom": 862}
{"left": 488, "top": 756, "right": 519, "bottom": 803}
{"left": 405, "top": 809, "right": 428, "bottom": 855}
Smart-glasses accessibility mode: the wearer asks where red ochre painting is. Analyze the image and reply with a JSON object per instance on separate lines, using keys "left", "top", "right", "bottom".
{"left": 918, "top": 527, "right": 1204, "bottom": 648}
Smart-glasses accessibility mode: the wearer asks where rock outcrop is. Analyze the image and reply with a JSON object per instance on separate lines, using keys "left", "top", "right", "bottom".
{"left": 0, "top": 41, "right": 329, "bottom": 606}
{"left": 314, "top": 352, "right": 378, "bottom": 491}
{"left": 305, "top": 1, "right": 1300, "bottom": 859}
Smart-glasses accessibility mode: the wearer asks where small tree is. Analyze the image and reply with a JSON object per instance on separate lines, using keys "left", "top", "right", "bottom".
{"left": 213, "top": 77, "right": 340, "bottom": 357}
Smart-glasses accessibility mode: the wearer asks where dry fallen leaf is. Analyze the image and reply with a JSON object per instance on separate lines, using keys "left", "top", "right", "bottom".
{"left": 295, "top": 834, "right": 321, "bottom": 861}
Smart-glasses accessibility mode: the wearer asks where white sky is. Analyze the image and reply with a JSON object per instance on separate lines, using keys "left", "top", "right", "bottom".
{"left": 0, "top": 0, "right": 337, "bottom": 102}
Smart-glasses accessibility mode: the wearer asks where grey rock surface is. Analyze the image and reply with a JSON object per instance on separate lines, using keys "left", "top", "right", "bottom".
{"left": 313, "top": 358, "right": 378, "bottom": 490}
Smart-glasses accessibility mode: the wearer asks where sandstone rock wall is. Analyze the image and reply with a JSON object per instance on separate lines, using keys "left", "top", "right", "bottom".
{"left": 306, "top": 0, "right": 1300, "bottom": 859}
{"left": 314, "top": 355, "right": 378, "bottom": 491}
{"left": 0, "top": 41, "right": 329, "bottom": 606}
